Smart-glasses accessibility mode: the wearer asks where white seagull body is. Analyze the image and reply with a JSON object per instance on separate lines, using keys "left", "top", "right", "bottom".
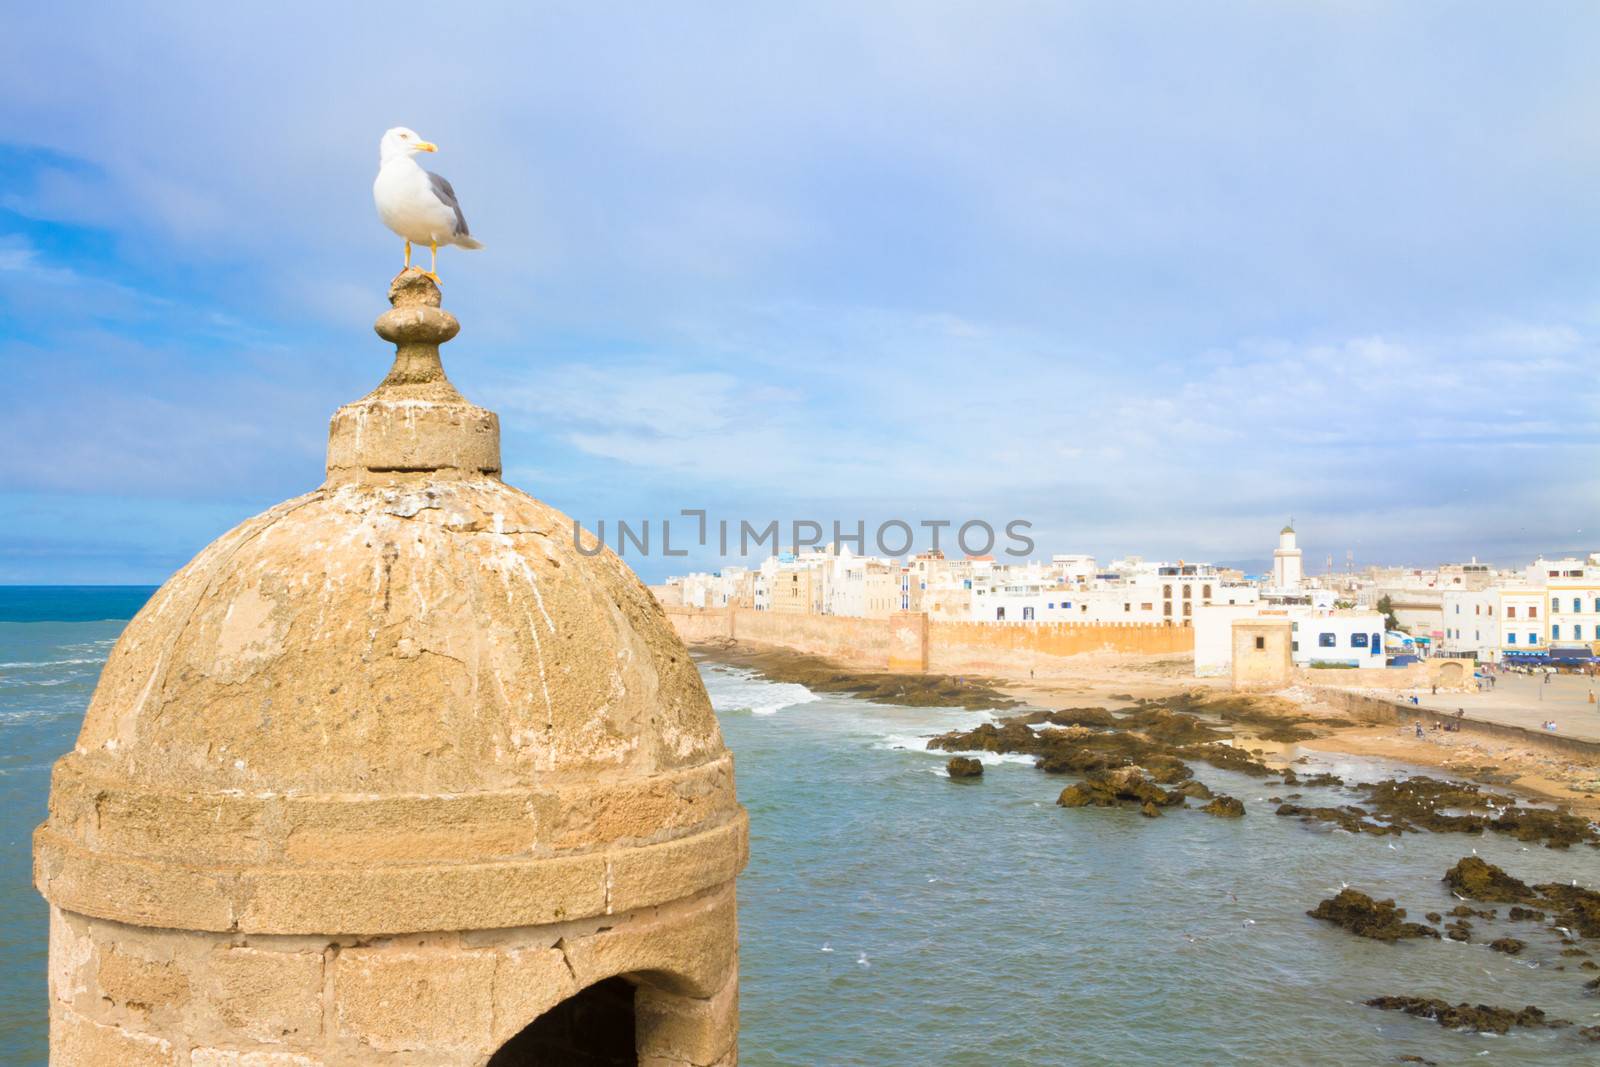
{"left": 373, "top": 127, "right": 481, "bottom": 279}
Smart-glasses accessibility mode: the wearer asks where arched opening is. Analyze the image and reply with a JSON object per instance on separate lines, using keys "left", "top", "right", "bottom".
{"left": 487, "top": 975, "right": 637, "bottom": 1066}
{"left": 1437, "top": 661, "right": 1465, "bottom": 687}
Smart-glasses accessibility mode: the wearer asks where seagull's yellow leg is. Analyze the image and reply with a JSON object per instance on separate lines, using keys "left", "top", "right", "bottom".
{"left": 404, "top": 240, "right": 412, "bottom": 269}
{"left": 424, "top": 241, "right": 441, "bottom": 284}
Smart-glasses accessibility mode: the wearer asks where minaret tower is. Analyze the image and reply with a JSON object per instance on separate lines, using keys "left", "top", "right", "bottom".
{"left": 1272, "top": 520, "right": 1304, "bottom": 590}
{"left": 36, "top": 270, "right": 746, "bottom": 1066}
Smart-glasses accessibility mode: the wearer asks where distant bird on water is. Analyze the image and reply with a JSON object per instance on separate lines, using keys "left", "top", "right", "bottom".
{"left": 373, "top": 127, "right": 482, "bottom": 281}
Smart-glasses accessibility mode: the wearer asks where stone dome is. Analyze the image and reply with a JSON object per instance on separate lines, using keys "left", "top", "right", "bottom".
{"left": 36, "top": 272, "right": 746, "bottom": 945}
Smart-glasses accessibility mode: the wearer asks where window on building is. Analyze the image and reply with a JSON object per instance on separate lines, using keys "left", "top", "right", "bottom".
{"left": 1163, "top": 585, "right": 1172, "bottom": 599}
{"left": 1574, "top": 598, "right": 1583, "bottom": 613}
{"left": 1553, "top": 597, "right": 1561, "bottom": 613}
{"left": 1163, "top": 603, "right": 1172, "bottom": 616}
{"left": 1351, "top": 633, "right": 1368, "bottom": 647}
{"left": 1371, "top": 633, "right": 1381, "bottom": 651}
{"left": 1530, "top": 606, "right": 1538, "bottom": 619}
{"left": 1123, "top": 603, "right": 1131, "bottom": 612}
{"left": 1507, "top": 606, "right": 1517, "bottom": 618}
{"left": 1553, "top": 625, "right": 1561, "bottom": 640}
{"left": 1182, "top": 602, "right": 1192, "bottom": 617}
{"left": 1254, "top": 636, "right": 1265, "bottom": 650}
{"left": 1047, "top": 603, "right": 1054, "bottom": 609}
{"left": 1576, "top": 624, "right": 1585, "bottom": 640}
{"left": 1318, "top": 633, "right": 1336, "bottom": 647}
{"left": 1203, "top": 585, "right": 1212, "bottom": 600}
{"left": 1508, "top": 633, "right": 1517, "bottom": 644}
{"left": 1528, "top": 632, "right": 1537, "bottom": 645}
{"left": 1291, "top": 640, "right": 1299, "bottom": 652}
{"left": 1182, "top": 586, "right": 1192, "bottom": 599}
{"left": 996, "top": 607, "right": 1005, "bottom": 620}
{"left": 1023, "top": 606, "right": 1034, "bottom": 621}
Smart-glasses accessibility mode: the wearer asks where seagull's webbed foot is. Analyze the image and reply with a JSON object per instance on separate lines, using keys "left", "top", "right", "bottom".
{"left": 422, "top": 271, "right": 442, "bottom": 284}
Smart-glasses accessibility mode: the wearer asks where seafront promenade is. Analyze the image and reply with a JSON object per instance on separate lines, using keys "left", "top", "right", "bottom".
{"left": 1401, "top": 672, "right": 1600, "bottom": 745}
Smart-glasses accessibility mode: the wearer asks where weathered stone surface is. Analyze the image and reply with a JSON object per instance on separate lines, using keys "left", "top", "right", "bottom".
{"left": 636, "top": 974, "right": 738, "bottom": 1064}
{"left": 190, "top": 1051, "right": 324, "bottom": 1067}
{"left": 489, "top": 945, "right": 578, "bottom": 1047}
{"left": 333, "top": 948, "right": 496, "bottom": 1053}
{"left": 51, "top": 1007, "right": 179, "bottom": 1067}
{"left": 207, "top": 945, "right": 323, "bottom": 1043}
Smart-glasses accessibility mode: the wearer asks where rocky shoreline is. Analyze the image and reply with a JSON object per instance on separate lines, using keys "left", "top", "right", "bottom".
{"left": 695, "top": 640, "right": 1600, "bottom": 1050}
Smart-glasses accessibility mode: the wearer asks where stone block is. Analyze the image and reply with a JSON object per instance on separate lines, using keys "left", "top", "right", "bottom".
{"left": 635, "top": 974, "right": 738, "bottom": 1065}
{"left": 190, "top": 1051, "right": 324, "bottom": 1067}
{"left": 489, "top": 944, "right": 577, "bottom": 1047}
{"left": 51, "top": 1007, "right": 178, "bottom": 1067}
{"left": 207, "top": 944, "right": 324, "bottom": 1043}
{"left": 333, "top": 948, "right": 495, "bottom": 1054}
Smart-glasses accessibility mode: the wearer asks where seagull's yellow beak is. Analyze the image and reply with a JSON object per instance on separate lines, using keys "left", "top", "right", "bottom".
{"left": 414, "top": 141, "right": 438, "bottom": 153}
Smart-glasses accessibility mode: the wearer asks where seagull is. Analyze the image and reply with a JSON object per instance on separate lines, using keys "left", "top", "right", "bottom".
{"left": 373, "top": 127, "right": 482, "bottom": 282}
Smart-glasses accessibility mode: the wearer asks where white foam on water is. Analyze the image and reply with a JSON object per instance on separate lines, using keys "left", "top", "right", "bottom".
{"left": 702, "top": 665, "right": 822, "bottom": 717}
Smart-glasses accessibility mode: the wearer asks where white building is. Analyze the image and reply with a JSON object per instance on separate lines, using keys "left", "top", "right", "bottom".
{"left": 1272, "top": 524, "right": 1304, "bottom": 590}
{"left": 1196, "top": 605, "right": 1385, "bottom": 676}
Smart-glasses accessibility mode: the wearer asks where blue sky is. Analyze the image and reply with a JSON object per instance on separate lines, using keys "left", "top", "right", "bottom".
{"left": 2, "top": 2, "right": 1597, "bottom": 584}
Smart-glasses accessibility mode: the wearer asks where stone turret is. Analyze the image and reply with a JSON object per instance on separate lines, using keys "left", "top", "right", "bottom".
{"left": 35, "top": 269, "right": 747, "bottom": 1066}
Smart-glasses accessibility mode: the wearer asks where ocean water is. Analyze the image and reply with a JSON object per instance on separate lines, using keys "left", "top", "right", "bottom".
{"left": 0, "top": 587, "right": 152, "bottom": 1066}
{"left": 1, "top": 589, "right": 1597, "bottom": 1065}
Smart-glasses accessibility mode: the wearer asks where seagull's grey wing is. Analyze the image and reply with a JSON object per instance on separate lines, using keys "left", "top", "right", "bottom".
{"left": 426, "top": 170, "right": 471, "bottom": 238}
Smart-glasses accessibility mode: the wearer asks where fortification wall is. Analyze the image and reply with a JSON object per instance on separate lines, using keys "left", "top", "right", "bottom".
{"left": 925, "top": 620, "right": 1191, "bottom": 673}
{"left": 659, "top": 605, "right": 1191, "bottom": 674}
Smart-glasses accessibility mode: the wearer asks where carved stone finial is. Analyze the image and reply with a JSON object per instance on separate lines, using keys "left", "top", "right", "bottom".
{"left": 324, "top": 270, "right": 500, "bottom": 484}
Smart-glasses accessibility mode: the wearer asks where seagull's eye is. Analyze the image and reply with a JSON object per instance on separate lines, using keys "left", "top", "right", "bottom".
{"left": 399, "top": 133, "right": 410, "bottom": 139}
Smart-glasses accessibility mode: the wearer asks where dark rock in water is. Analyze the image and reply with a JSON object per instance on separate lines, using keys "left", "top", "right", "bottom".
{"left": 1055, "top": 766, "right": 1185, "bottom": 816}
{"left": 1443, "top": 857, "right": 1539, "bottom": 903}
{"left": 1364, "top": 996, "right": 1569, "bottom": 1034}
{"left": 1579, "top": 1024, "right": 1600, "bottom": 1042}
{"left": 1585, "top": 975, "right": 1600, "bottom": 992}
{"left": 1201, "top": 796, "right": 1245, "bottom": 818}
{"left": 1447, "top": 904, "right": 1494, "bottom": 920}
{"left": 1174, "top": 780, "right": 1214, "bottom": 800}
{"left": 1396, "top": 1056, "right": 1438, "bottom": 1066}
{"left": 1444, "top": 921, "right": 1472, "bottom": 942}
{"left": 1139, "top": 800, "right": 1163, "bottom": 818}
{"left": 1508, "top": 906, "right": 1547, "bottom": 922}
{"left": 1424, "top": 912, "right": 1442, "bottom": 924}
{"left": 1299, "top": 772, "right": 1345, "bottom": 788}
{"left": 1276, "top": 803, "right": 1399, "bottom": 836}
{"left": 1489, "top": 937, "right": 1526, "bottom": 955}
{"left": 1560, "top": 947, "right": 1589, "bottom": 957}
{"left": 946, "top": 756, "right": 983, "bottom": 779}
{"left": 1307, "top": 888, "right": 1440, "bottom": 942}
{"left": 1056, "top": 783, "right": 1096, "bottom": 808}
{"left": 1015, "top": 706, "right": 1119, "bottom": 729}
{"left": 1109, "top": 693, "right": 1135, "bottom": 702}
{"left": 1581, "top": 960, "right": 1598, "bottom": 971}
{"left": 1533, "top": 882, "right": 1600, "bottom": 940}
{"left": 1354, "top": 778, "right": 1599, "bottom": 849}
